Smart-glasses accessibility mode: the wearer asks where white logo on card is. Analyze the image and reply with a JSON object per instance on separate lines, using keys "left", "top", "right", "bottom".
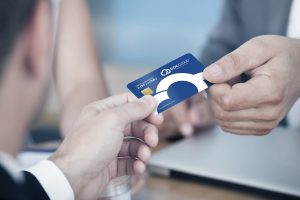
{"left": 160, "top": 69, "right": 171, "bottom": 76}
{"left": 160, "top": 59, "right": 189, "bottom": 77}
{"left": 153, "top": 72, "right": 208, "bottom": 114}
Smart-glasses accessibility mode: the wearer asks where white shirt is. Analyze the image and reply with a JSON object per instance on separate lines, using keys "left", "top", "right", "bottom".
{"left": 286, "top": 0, "right": 300, "bottom": 130}
{"left": 0, "top": 152, "right": 74, "bottom": 200}
{"left": 26, "top": 160, "right": 74, "bottom": 200}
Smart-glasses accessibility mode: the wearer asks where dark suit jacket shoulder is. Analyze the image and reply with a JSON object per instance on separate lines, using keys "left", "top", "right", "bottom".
{"left": 201, "top": 0, "right": 292, "bottom": 66}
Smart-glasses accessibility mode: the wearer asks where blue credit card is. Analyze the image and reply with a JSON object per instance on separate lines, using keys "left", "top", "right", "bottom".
{"left": 127, "top": 53, "right": 212, "bottom": 113}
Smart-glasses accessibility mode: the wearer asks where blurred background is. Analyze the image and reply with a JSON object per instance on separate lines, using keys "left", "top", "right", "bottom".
{"left": 33, "top": 0, "right": 224, "bottom": 142}
{"left": 89, "top": 0, "right": 223, "bottom": 67}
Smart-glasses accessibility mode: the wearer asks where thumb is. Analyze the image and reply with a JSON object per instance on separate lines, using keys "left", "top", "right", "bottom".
{"left": 203, "top": 37, "right": 273, "bottom": 83}
{"left": 111, "top": 95, "right": 156, "bottom": 127}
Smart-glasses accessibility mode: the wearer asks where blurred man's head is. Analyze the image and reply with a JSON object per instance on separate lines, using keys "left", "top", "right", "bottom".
{"left": 0, "top": 0, "right": 52, "bottom": 155}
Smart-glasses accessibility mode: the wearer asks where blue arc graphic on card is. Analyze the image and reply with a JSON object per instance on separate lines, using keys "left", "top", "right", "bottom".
{"left": 127, "top": 53, "right": 212, "bottom": 113}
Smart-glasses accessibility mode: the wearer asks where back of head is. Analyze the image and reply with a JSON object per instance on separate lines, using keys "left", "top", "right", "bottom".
{"left": 0, "top": 0, "right": 37, "bottom": 73}
{"left": 0, "top": 0, "right": 53, "bottom": 156}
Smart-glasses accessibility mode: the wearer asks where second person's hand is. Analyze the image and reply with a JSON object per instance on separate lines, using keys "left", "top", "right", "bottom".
{"left": 204, "top": 35, "right": 300, "bottom": 135}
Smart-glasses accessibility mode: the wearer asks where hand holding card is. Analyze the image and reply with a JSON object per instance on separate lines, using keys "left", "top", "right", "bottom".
{"left": 127, "top": 53, "right": 212, "bottom": 113}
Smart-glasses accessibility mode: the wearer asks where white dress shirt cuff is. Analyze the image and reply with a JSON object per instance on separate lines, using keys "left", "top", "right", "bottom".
{"left": 26, "top": 160, "right": 74, "bottom": 200}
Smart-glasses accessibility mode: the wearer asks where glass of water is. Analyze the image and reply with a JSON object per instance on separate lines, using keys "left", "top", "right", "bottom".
{"left": 99, "top": 176, "right": 131, "bottom": 200}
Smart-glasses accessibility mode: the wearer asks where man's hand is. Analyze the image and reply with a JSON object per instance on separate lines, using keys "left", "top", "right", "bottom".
{"left": 203, "top": 35, "right": 300, "bottom": 135}
{"left": 49, "top": 93, "right": 163, "bottom": 199}
{"left": 159, "top": 93, "right": 213, "bottom": 138}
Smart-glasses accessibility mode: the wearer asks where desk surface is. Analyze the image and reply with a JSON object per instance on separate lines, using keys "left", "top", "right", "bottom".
{"left": 37, "top": 66, "right": 278, "bottom": 200}
{"left": 134, "top": 175, "right": 269, "bottom": 200}
{"left": 133, "top": 142, "right": 274, "bottom": 200}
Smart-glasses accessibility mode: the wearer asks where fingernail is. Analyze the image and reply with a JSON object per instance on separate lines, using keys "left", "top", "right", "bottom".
{"left": 180, "top": 124, "right": 194, "bottom": 137}
{"left": 204, "top": 64, "right": 223, "bottom": 77}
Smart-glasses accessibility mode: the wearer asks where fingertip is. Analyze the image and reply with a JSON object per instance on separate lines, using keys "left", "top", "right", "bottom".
{"left": 203, "top": 68, "right": 210, "bottom": 81}
{"left": 189, "top": 108, "right": 200, "bottom": 124}
{"left": 203, "top": 63, "right": 223, "bottom": 83}
{"left": 134, "top": 160, "right": 146, "bottom": 175}
{"left": 144, "top": 126, "right": 158, "bottom": 148}
{"left": 179, "top": 123, "right": 194, "bottom": 137}
{"left": 138, "top": 145, "right": 151, "bottom": 162}
{"left": 147, "top": 113, "right": 164, "bottom": 125}
{"left": 140, "top": 95, "right": 156, "bottom": 109}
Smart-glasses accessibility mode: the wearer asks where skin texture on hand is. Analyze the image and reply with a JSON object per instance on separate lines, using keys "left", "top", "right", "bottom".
{"left": 203, "top": 35, "right": 300, "bottom": 135}
{"left": 49, "top": 93, "right": 163, "bottom": 199}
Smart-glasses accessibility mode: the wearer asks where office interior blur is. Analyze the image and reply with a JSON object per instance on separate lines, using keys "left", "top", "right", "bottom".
{"left": 1, "top": 0, "right": 300, "bottom": 200}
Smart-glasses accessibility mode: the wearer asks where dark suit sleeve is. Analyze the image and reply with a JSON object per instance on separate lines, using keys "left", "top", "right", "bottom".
{"left": 0, "top": 165, "right": 49, "bottom": 200}
{"left": 23, "top": 171, "right": 50, "bottom": 200}
{"left": 200, "top": 0, "right": 243, "bottom": 66}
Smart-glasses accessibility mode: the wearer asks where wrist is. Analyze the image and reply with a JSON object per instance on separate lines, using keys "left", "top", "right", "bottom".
{"left": 49, "top": 153, "right": 81, "bottom": 197}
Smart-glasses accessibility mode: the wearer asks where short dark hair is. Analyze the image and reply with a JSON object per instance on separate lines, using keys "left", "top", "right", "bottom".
{"left": 0, "top": 0, "right": 37, "bottom": 72}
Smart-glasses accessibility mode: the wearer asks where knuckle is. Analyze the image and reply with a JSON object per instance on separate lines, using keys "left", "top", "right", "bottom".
{"left": 260, "top": 109, "right": 281, "bottom": 121}
{"left": 271, "top": 110, "right": 281, "bottom": 121}
{"left": 81, "top": 101, "right": 106, "bottom": 114}
{"left": 248, "top": 36, "right": 267, "bottom": 49}
{"left": 82, "top": 102, "right": 96, "bottom": 112}
{"left": 267, "top": 92, "right": 284, "bottom": 104}
{"left": 103, "top": 110, "right": 118, "bottom": 122}
{"left": 220, "top": 96, "right": 233, "bottom": 111}
{"left": 215, "top": 111, "right": 227, "bottom": 120}
{"left": 80, "top": 103, "right": 98, "bottom": 117}
{"left": 223, "top": 53, "right": 241, "bottom": 72}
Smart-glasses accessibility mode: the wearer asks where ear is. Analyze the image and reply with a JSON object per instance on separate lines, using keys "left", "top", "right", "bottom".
{"left": 25, "top": 0, "right": 52, "bottom": 79}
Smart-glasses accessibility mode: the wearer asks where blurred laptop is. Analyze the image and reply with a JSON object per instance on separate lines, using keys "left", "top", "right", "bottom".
{"left": 149, "top": 127, "right": 300, "bottom": 197}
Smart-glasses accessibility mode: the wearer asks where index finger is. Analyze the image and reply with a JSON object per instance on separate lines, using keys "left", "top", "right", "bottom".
{"left": 209, "top": 76, "right": 273, "bottom": 111}
{"left": 204, "top": 36, "right": 274, "bottom": 83}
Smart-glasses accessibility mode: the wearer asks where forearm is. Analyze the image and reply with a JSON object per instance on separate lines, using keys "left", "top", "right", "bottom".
{"left": 54, "top": 0, "right": 108, "bottom": 135}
